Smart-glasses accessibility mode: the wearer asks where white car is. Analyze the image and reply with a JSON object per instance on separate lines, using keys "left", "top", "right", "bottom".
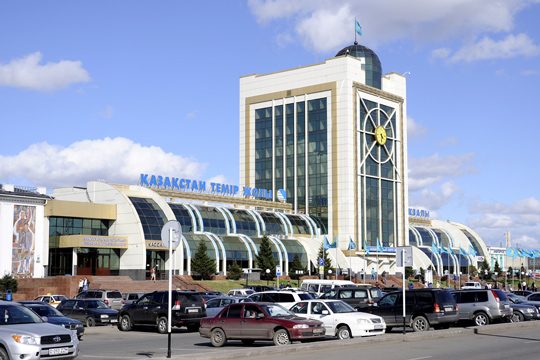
{"left": 461, "top": 282, "right": 482, "bottom": 289}
{"left": 289, "top": 299, "right": 386, "bottom": 339}
{"left": 247, "top": 290, "right": 314, "bottom": 309}
{"left": 227, "top": 288, "right": 255, "bottom": 297}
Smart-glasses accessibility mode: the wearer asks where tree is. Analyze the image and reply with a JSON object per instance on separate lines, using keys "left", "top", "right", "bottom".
{"left": 256, "top": 236, "right": 276, "bottom": 280}
{"left": 289, "top": 254, "right": 304, "bottom": 280}
{"left": 227, "top": 262, "right": 242, "bottom": 280}
{"left": 191, "top": 241, "right": 216, "bottom": 280}
{"left": 479, "top": 259, "right": 491, "bottom": 280}
{"left": 317, "top": 244, "right": 334, "bottom": 276}
{"left": 468, "top": 265, "right": 478, "bottom": 278}
{"left": 494, "top": 260, "right": 501, "bottom": 276}
{"left": 405, "top": 267, "right": 415, "bottom": 279}
{"left": 0, "top": 274, "right": 18, "bottom": 294}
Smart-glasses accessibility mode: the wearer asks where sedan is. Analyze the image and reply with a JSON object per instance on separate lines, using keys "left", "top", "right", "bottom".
{"left": 289, "top": 300, "right": 385, "bottom": 339}
{"left": 506, "top": 297, "right": 540, "bottom": 322}
{"left": 199, "top": 302, "right": 325, "bottom": 347}
{"left": 19, "top": 301, "right": 85, "bottom": 339}
{"left": 57, "top": 299, "right": 118, "bottom": 327}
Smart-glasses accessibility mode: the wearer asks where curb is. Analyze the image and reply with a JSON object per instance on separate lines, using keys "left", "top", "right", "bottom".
{"left": 152, "top": 321, "right": 538, "bottom": 360}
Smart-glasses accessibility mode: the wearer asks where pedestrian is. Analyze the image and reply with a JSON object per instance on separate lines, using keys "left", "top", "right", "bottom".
{"left": 360, "top": 269, "right": 365, "bottom": 282}
{"left": 82, "top": 277, "right": 88, "bottom": 292}
{"left": 78, "top": 278, "right": 84, "bottom": 294}
{"left": 150, "top": 266, "right": 156, "bottom": 282}
{"left": 371, "top": 267, "right": 376, "bottom": 280}
{"left": 408, "top": 280, "right": 414, "bottom": 290}
{"left": 436, "top": 280, "right": 440, "bottom": 288}
{"left": 522, "top": 281, "right": 527, "bottom": 290}
{"left": 428, "top": 282, "right": 433, "bottom": 288}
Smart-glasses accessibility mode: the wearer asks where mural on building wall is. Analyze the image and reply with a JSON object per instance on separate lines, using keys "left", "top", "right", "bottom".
{"left": 12, "top": 205, "right": 36, "bottom": 277}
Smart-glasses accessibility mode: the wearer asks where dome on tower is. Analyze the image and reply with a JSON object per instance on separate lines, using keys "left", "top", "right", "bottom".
{"left": 336, "top": 43, "right": 382, "bottom": 89}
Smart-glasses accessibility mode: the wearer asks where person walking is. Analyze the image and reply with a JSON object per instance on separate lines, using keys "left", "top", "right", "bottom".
{"left": 78, "top": 278, "right": 84, "bottom": 294}
{"left": 371, "top": 267, "right": 376, "bottom": 280}
{"left": 82, "top": 277, "right": 89, "bottom": 292}
{"left": 150, "top": 266, "right": 157, "bottom": 282}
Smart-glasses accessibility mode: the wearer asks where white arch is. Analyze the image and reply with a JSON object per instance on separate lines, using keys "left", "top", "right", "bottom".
{"left": 298, "top": 214, "right": 316, "bottom": 238}
{"left": 186, "top": 204, "right": 204, "bottom": 232}
{"left": 236, "top": 235, "right": 254, "bottom": 269}
{"left": 250, "top": 210, "right": 266, "bottom": 235}
{"left": 180, "top": 204, "right": 198, "bottom": 233}
{"left": 267, "top": 236, "right": 284, "bottom": 274}
{"left": 274, "top": 212, "right": 292, "bottom": 237}
{"left": 270, "top": 235, "right": 289, "bottom": 274}
{"left": 220, "top": 207, "right": 237, "bottom": 234}
{"left": 215, "top": 207, "right": 232, "bottom": 235}
{"left": 181, "top": 235, "right": 191, "bottom": 275}
{"left": 205, "top": 232, "right": 226, "bottom": 274}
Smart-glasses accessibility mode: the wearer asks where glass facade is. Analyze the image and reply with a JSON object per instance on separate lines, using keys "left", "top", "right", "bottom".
{"left": 285, "top": 214, "right": 311, "bottom": 236}
{"left": 274, "top": 105, "right": 284, "bottom": 190}
{"left": 335, "top": 44, "right": 382, "bottom": 89}
{"left": 260, "top": 212, "right": 286, "bottom": 236}
{"left": 296, "top": 102, "right": 306, "bottom": 211}
{"left": 230, "top": 209, "right": 258, "bottom": 237}
{"left": 169, "top": 203, "right": 194, "bottom": 233}
{"left": 49, "top": 217, "right": 109, "bottom": 237}
{"left": 129, "top": 197, "right": 167, "bottom": 240}
{"left": 285, "top": 103, "right": 295, "bottom": 204}
{"left": 195, "top": 206, "right": 227, "bottom": 235}
{"left": 255, "top": 107, "right": 273, "bottom": 191}
{"left": 358, "top": 97, "right": 399, "bottom": 248}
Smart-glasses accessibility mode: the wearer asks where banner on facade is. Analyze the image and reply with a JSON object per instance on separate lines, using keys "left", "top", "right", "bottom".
{"left": 12, "top": 205, "right": 36, "bottom": 277}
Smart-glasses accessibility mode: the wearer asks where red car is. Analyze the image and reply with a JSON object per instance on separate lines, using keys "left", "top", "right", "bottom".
{"left": 199, "top": 302, "right": 325, "bottom": 347}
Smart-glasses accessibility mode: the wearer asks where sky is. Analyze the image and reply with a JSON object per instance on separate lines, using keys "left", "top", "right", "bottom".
{"left": 0, "top": 0, "right": 539, "bottom": 249}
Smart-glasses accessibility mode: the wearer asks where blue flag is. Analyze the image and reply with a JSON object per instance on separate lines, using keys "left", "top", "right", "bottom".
{"left": 459, "top": 247, "right": 468, "bottom": 257}
{"left": 468, "top": 245, "right": 477, "bottom": 257}
{"left": 348, "top": 236, "right": 356, "bottom": 250}
{"left": 323, "top": 236, "right": 331, "bottom": 250}
{"left": 431, "top": 243, "right": 439, "bottom": 255}
{"left": 376, "top": 237, "right": 384, "bottom": 252}
{"left": 505, "top": 247, "right": 515, "bottom": 258}
{"left": 364, "top": 239, "right": 370, "bottom": 255}
{"left": 355, "top": 19, "right": 362, "bottom": 36}
{"left": 440, "top": 245, "right": 448, "bottom": 255}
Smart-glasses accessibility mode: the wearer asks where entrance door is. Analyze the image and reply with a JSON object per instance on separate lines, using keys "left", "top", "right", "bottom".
{"left": 77, "top": 249, "right": 112, "bottom": 276}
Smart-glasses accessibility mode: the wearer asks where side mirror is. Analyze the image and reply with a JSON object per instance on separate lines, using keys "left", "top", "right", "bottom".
{"left": 321, "top": 310, "right": 329, "bottom": 316}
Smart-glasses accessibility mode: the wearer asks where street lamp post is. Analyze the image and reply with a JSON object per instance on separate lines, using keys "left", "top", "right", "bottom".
{"left": 484, "top": 269, "right": 488, "bottom": 281}
{"left": 265, "top": 269, "right": 270, "bottom": 287}
{"left": 327, "top": 269, "right": 332, "bottom": 280}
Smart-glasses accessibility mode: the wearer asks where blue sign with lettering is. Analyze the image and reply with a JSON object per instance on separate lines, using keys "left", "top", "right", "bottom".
{"left": 139, "top": 173, "right": 283, "bottom": 201}
{"left": 408, "top": 208, "right": 430, "bottom": 218}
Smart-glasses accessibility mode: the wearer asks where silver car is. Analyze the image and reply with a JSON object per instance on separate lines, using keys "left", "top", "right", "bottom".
{"left": 452, "top": 289, "right": 512, "bottom": 326}
{"left": 0, "top": 300, "right": 79, "bottom": 359}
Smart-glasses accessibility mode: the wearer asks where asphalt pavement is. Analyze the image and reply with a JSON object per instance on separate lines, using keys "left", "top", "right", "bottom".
{"left": 77, "top": 321, "right": 540, "bottom": 360}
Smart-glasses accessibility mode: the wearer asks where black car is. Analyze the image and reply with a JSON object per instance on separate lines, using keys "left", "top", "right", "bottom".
{"left": 363, "top": 289, "right": 459, "bottom": 332}
{"left": 18, "top": 301, "right": 85, "bottom": 339}
{"left": 117, "top": 290, "right": 206, "bottom": 334}
{"left": 507, "top": 296, "right": 540, "bottom": 321}
{"left": 57, "top": 299, "right": 119, "bottom": 327}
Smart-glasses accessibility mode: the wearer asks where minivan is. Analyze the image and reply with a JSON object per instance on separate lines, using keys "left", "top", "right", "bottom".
{"left": 299, "top": 280, "right": 356, "bottom": 296}
{"left": 452, "top": 289, "right": 512, "bottom": 326}
{"left": 75, "top": 289, "right": 123, "bottom": 310}
{"left": 318, "top": 285, "right": 383, "bottom": 309}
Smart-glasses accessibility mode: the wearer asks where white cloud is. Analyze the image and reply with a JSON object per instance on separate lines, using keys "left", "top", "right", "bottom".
{"left": 185, "top": 111, "right": 198, "bottom": 120}
{"left": 407, "top": 116, "right": 427, "bottom": 138}
{"left": 0, "top": 137, "right": 208, "bottom": 188}
{"left": 431, "top": 48, "right": 451, "bottom": 59}
{"left": 449, "top": 33, "right": 540, "bottom": 62}
{"left": 0, "top": 52, "right": 90, "bottom": 91}
{"left": 248, "top": 0, "right": 534, "bottom": 53}
{"left": 411, "top": 181, "right": 459, "bottom": 210}
{"left": 207, "top": 175, "right": 228, "bottom": 184}
{"left": 408, "top": 153, "right": 475, "bottom": 191}
{"left": 521, "top": 69, "right": 539, "bottom": 76}
{"left": 468, "top": 197, "right": 540, "bottom": 248}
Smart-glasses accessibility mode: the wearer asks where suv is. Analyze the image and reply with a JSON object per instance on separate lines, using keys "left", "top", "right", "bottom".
{"left": 319, "top": 286, "right": 383, "bottom": 309}
{"left": 122, "top": 292, "right": 145, "bottom": 306}
{"left": 117, "top": 291, "right": 206, "bottom": 333}
{"left": 0, "top": 301, "right": 79, "bottom": 360}
{"left": 363, "top": 289, "right": 458, "bottom": 332}
{"left": 75, "top": 289, "right": 123, "bottom": 310}
{"left": 247, "top": 290, "right": 313, "bottom": 309}
{"left": 452, "top": 289, "right": 512, "bottom": 326}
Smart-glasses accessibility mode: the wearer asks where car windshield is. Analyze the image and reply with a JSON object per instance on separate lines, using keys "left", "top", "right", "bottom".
{"left": 370, "top": 288, "right": 383, "bottom": 299}
{"left": 86, "top": 301, "right": 109, "bottom": 309}
{"left": 261, "top": 304, "right": 294, "bottom": 317}
{"left": 326, "top": 301, "right": 355, "bottom": 313}
{"left": 298, "top": 293, "right": 314, "bottom": 300}
{"left": 107, "top": 292, "right": 122, "bottom": 299}
{"left": 29, "top": 305, "right": 64, "bottom": 317}
{"left": 0, "top": 305, "right": 43, "bottom": 325}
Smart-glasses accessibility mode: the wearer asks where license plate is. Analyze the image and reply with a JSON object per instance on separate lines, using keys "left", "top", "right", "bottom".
{"left": 110, "top": 319, "right": 118, "bottom": 323}
{"left": 374, "top": 325, "right": 384, "bottom": 329}
{"left": 504, "top": 305, "right": 509, "bottom": 309}
{"left": 444, "top": 306, "right": 453, "bottom": 312}
{"left": 313, "top": 328, "right": 324, "bottom": 334}
{"left": 187, "top": 308, "right": 199, "bottom": 313}
{"left": 49, "top": 348, "right": 69, "bottom": 356}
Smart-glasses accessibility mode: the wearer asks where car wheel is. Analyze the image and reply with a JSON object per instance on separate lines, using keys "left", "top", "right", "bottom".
{"left": 512, "top": 312, "right": 524, "bottom": 323}
{"left": 0, "top": 347, "right": 9, "bottom": 360}
{"left": 411, "top": 316, "right": 430, "bottom": 332}
{"left": 473, "top": 312, "right": 490, "bottom": 326}
{"left": 85, "top": 317, "right": 96, "bottom": 327}
{"left": 157, "top": 317, "right": 168, "bottom": 334}
{"left": 119, "top": 315, "right": 132, "bottom": 331}
{"left": 385, "top": 326, "right": 393, "bottom": 333}
{"left": 337, "top": 325, "right": 351, "bottom": 339}
{"left": 273, "top": 329, "right": 290, "bottom": 346}
{"left": 241, "top": 339, "right": 255, "bottom": 345}
{"left": 210, "top": 328, "right": 227, "bottom": 347}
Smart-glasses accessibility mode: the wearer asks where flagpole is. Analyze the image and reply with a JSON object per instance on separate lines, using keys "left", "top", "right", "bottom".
{"left": 354, "top": 17, "right": 357, "bottom": 44}
{"left": 336, "top": 238, "right": 338, "bottom": 280}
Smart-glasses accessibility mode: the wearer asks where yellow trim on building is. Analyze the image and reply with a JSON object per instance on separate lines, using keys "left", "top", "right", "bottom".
{"left": 57, "top": 235, "right": 128, "bottom": 249}
{"left": 45, "top": 200, "right": 117, "bottom": 220}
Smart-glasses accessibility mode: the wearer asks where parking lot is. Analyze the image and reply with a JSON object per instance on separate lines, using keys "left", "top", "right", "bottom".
{"left": 77, "top": 320, "right": 540, "bottom": 360}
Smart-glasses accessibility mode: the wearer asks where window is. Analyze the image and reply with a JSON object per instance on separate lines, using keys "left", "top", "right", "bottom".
{"left": 243, "top": 304, "right": 262, "bottom": 319}
{"left": 226, "top": 305, "right": 242, "bottom": 318}
{"left": 206, "top": 299, "right": 220, "bottom": 308}
{"left": 379, "top": 294, "right": 398, "bottom": 307}
{"left": 353, "top": 290, "right": 368, "bottom": 299}
{"left": 339, "top": 290, "right": 353, "bottom": 299}
{"left": 62, "top": 300, "right": 76, "bottom": 309}
{"left": 529, "top": 294, "right": 540, "bottom": 301}
{"left": 290, "top": 302, "right": 308, "bottom": 314}
{"left": 311, "top": 302, "right": 326, "bottom": 315}
{"left": 476, "top": 292, "right": 488, "bottom": 302}
{"left": 415, "top": 292, "right": 433, "bottom": 306}
{"left": 277, "top": 293, "right": 295, "bottom": 303}
{"left": 460, "top": 292, "right": 477, "bottom": 303}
